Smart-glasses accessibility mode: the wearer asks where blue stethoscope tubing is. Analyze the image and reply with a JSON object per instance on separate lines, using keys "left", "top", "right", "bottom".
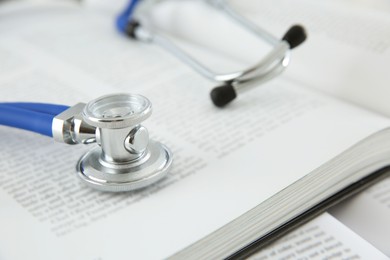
{"left": 0, "top": 103, "right": 69, "bottom": 137}
{"left": 116, "top": 0, "right": 140, "bottom": 33}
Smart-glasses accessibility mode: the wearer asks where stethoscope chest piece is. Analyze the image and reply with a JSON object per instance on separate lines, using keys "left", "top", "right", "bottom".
{"left": 76, "top": 94, "right": 172, "bottom": 192}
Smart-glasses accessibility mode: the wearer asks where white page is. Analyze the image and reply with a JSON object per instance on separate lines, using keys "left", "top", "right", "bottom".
{"left": 0, "top": 3, "right": 390, "bottom": 259}
{"left": 249, "top": 212, "right": 388, "bottom": 260}
{"left": 235, "top": 0, "right": 390, "bottom": 117}
{"left": 329, "top": 177, "right": 390, "bottom": 257}
{"left": 316, "top": 0, "right": 390, "bottom": 15}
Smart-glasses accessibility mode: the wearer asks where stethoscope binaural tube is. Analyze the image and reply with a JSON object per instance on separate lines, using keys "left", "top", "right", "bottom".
{"left": 116, "top": 0, "right": 307, "bottom": 107}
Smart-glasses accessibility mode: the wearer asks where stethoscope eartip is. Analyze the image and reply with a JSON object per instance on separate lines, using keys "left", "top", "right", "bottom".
{"left": 210, "top": 84, "right": 237, "bottom": 107}
{"left": 124, "top": 19, "right": 140, "bottom": 39}
{"left": 282, "top": 25, "right": 307, "bottom": 49}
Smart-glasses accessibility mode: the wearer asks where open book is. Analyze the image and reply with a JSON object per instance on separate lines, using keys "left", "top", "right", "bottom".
{"left": 0, "top": 1, "right": 389, "bottom": 259}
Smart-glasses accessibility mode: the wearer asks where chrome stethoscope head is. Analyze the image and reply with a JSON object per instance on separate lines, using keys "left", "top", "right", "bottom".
{"left": 53, "top": 94, "right": 173, "bottom": 192}
{"left": 117, "top": 0, "right": 307, "bottom": 107}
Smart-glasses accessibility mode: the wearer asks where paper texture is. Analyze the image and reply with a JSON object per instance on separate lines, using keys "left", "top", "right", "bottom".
{"left": 249, "top": 213, "right": 388, "bottom": 260}
{"left": 330, "top": 177, "right": 390, "bottom": 257}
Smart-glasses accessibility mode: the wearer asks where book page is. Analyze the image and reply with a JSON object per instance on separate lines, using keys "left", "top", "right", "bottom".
{"left": 315, "top": 0, "right": 390, "bottom": 16}
{"left": 235, "top": 0, "right": 390, "bottom": 117}
{"left": 0, "top": 2, "right": 390, "bottom": 259}
{"left": 248, "top": 213, "right": 388, "bottom": 260}
{"left": 329, "top": 177, "right": 390, "bottom": 257}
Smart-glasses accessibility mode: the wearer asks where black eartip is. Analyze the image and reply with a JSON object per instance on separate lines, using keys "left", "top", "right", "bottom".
{"left": 210, "top": 85, "right": 237, "bottom": 107}
{"left": 282, "top": 25, "right": 307, "bottom": 49}
{"left": 125, "top": 20, "right": 140, "bottom": 39}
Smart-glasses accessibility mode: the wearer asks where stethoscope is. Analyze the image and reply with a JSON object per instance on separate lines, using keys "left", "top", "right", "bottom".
{"left": 0, "top": 94, "right": 172, "bottom": 192}
{"left": 0, "top": 0, "right": 306, "bottom": 192}
{"left": 116, "top": 0, "right": 307, "bottom": 107}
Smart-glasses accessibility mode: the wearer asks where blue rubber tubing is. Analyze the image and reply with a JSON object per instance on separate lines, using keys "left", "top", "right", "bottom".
{"left": 0, "top": 105, "right": 56, "bottom": 137}
{"left": 116, "top": 0, "right": 140, "bottom": 33}
{"left": 0, "top": 102, "right": 69, "bottom": 116}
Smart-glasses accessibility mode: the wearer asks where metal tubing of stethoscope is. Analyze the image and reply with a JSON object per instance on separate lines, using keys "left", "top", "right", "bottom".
{"left": 233, "top": 42, "right": 290, "bottom": 82}
{"left": 233, "top": 53, "right": 290, "bottom": 95}
{"left": 135, "top": 26, "right": 221, "bottom": 81}
{"left": 135, "top": 26, "right": 289, "bottom": 83}
{"left": 233, "top": 65, "right": 285, "bottom": 94}
{"left": 207, "top": 0, "right": 280, "bottom": 46}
